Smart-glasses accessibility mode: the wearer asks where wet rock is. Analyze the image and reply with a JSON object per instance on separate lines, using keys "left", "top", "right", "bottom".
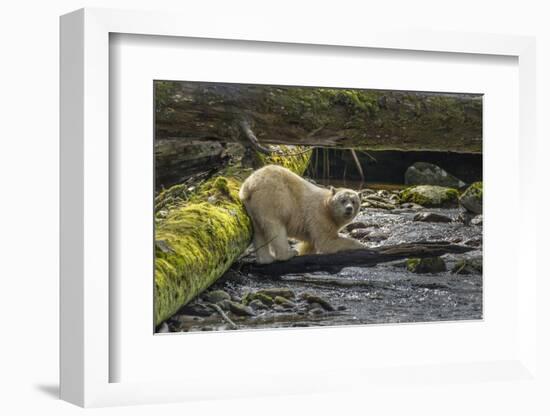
{"left": 364, "top": 194, "right": 389, "bottom": 203}
{"left": 309, "top": 308, "right": 325, "bottom": 316}
{"left": 405, "top": 162, "right": 466, "bottom": 188}
{"left": 157, "top": 322, "right": 170, "bottom": 333}
{"left": 203, "top": 289, "right": 231, "bottom": 304}
{"left": 180, "top": 303, "right": 214, "bottom": 317}
{"left": 350, "top": 228, "right": 371, "bottom": 239}
{"left": 345, "top": 221, "right": 368, "bottom": 232}
{"left": 401, "top": 185, "right": 459, "bottom": 207}
{"left": 376, "top": 190, "right": 392, "bottom": 199}
{"left": 412, "top": 281, "right": 451, "bottom": 290}
{"left": 256, "top": 288, "right": 296, "bottom": 300}
{"left": 389, "top": 195, "right": 401, "bottom": 205}
{"left": 360, "top": 189, "right": 376, "bottom": 196}
{"left": 407, "top": 257, "right": 447, "bottom": 274}
{"left": 336, "top": 305, "right": 347, "bottom": 311}
{"left": 227, "top": 301, "right": 255, "bottom": 316}
{"left": 452, "top": 257, "right": 483, "bottom": 274}
{"left": 361, "top": 200, "right": 396, "bottom": 210}
{"left": 368, "top": 293, "right": 384, "bottom": 300}
{"left": 458, "top": 209, "right": 477, "bottom": 225}
{"left": 243, "top": 291, "right": 274, "bottom": 306}
{"left": 399, "top": 202, "right": 424, "bottom": 210}
{"left": 308, "top": 302, "right": 324, "bottom": 310}
{"left": 173, "top": 314, "right": 203, "bottom": 325}
{"left": 464, "top": 236, "right": 482, "bottom": 247}
{"left": 459, "top": 182, "right": 482, "bottom": 214}
{"left": 248, "top": 299, "right": 268, "bottom": 310}
{"left": 300, "top": 293, "right": 335, "bottom": 311}
{"left": 413, "top": 212, "right": 452, "bottom": 223}
{"left": 362, "top": 231, "right": 389, "bottom": 242}
{"left": 274, "top": 296, "right": 296, "bottom": 309}
{"left": 471, "top": 214, "right": 483, "bottom": 226}
{"left": 216, "top": 300, "right": 232, "bottom": 311}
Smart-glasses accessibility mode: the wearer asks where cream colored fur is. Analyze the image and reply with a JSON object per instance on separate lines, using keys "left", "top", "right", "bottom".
{"left": 239, "top": 165, "right": 364, "bottom": 264}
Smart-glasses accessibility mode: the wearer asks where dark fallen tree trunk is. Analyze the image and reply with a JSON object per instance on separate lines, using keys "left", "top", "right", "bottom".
{"left": 155, "top": 81, "right": 482, "bottom": 153}
{"left": 240, "top": 242, "right": 474, "bottom": 276}
{"left": 155, "top": 138, "right": 228, "bottom": 190}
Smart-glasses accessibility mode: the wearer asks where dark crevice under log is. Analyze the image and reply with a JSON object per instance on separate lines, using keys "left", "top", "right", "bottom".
{"left": 239, "top": 242, "right": 474, "bottom": 276}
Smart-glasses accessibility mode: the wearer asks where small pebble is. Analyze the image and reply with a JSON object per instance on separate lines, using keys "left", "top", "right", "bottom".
{"left": 413, "top": 212, "right": 452, "bottom": 223}
{"left": 203, "top": 290, "right": 231, "bottom": 303}
{"left": 310, "top": 308, "right": 324, "bottom": 316}
{"left": 345, "top": 221, "right": 368, "bottom": 232}
{"left": 228, "top": 301, "right": 255, "bottom": 316}
{"left": 157, "top": 322, "right": 170, "bottom": 333}
{"left": 274, "top": 296, "right": 296, "bottom": 309}
{"left": 256, "top": 288, "right": 295, "bottom": 300}
{"left": 249, "top": 299, "right": 268, "bottom": 310}
{"left": 350, "top": 228, "right": 370, "bottom": 239}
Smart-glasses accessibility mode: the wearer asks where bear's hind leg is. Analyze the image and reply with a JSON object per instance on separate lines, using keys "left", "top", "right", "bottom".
{"left": 264, "top": 221, "right": 297, "bottom": 262}
{"left": 251, "top": 221, "right": 275, "bottom": 264}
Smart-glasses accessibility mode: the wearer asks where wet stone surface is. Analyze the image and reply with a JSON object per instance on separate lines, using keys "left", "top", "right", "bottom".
{"left": 164, "top": 191, "right": 482, "bottom": 333}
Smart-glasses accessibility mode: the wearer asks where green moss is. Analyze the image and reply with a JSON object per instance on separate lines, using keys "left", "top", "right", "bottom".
{"left": 445, "top": 188, "right": 460, "bottom": 200}
{"left": 407, "top": 257, "right": 446, "bottom": 273}
{"left": 154, "top": 81, "right": 178, "bottom": 116}
{"left": 154, "top": 176, "right": 253, "bottom": 325}
{"left": 256, "top": 145, "right": 312, "bottom": 175}
{"left": 212, "top": 176, "right": 230, "bottom": 195}
{"left": 242, "top": 292, "right": 274, "bottom": 306}
{"left": 401, "top": 185, "right": 459, "bottom": 207}
{"left": 155, "top": 183, "right": 192, "bottom": 214}
{"left": 154, "top": 147, "right": 312, "bottom": 326}
{"left": 407, "top": 258, "right": 421, "bottom": 270}
{"left": 468, "top": 181, "right": 482, "bottom": 197}
{"left": 458, "top": 181, "right": 482, "bottom": 214}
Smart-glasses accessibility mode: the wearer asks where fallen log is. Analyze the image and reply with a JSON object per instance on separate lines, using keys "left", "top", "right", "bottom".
{"left": 240, "top": 242, "right": 474, "bottom": 276}
{"left": 155, "top": 138, "right": 228, "bottom": 189}
{"left": 154, "top": 146, "right": 312, "bottom": 326}
{"left": 155, "top": 81, "right": 482, "bottom": 153}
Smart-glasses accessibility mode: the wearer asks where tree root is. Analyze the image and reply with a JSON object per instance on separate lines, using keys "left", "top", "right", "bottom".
{"left": 207, "top": 303, "right": 238, "bottom": 329}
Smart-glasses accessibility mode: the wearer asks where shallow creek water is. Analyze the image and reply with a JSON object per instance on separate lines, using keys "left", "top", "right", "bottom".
{"left": 164, "top": 203, "right": 482, "bottom": 333}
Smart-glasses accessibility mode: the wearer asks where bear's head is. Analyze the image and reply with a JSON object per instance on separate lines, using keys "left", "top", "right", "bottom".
{"left": 327, "top": 187, "right": 361, "bottom": 227}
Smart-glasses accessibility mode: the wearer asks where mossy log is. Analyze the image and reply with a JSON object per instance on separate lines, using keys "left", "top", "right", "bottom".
{"left": 155, "top": 81, "right": 482, "bottom": 153}
{"left": 154, "top": 147, "right": 312, "bottom": 326}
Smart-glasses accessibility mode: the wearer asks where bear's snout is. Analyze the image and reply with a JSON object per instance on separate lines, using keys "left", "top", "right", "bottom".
{"left": 345, "top": 205, "right": 354, "bottom": 215}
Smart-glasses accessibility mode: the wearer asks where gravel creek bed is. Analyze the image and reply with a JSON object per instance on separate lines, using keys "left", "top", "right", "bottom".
{"left": 160, "top": 192, "right": 482, "bottom": 334}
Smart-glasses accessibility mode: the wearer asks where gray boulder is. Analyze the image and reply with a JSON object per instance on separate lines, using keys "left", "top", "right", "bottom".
{"left": 459, "top": 182, "right": 482, "bottom": 214}
{"left": 405, "top": 162, "right": 466, "bottom": 188}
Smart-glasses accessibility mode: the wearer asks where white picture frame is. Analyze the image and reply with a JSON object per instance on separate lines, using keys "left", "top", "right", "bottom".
{"left": 60, "top": 8, "right": 538, "bottom": 408}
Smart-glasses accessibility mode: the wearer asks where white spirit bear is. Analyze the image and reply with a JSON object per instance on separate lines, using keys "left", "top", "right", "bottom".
{"left": 239, "top": 165, "right": 365, "bottom": 264}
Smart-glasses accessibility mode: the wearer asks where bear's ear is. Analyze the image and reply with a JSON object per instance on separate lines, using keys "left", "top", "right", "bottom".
{"left": 329, "top": 186, "right": 336, "bottom": 196}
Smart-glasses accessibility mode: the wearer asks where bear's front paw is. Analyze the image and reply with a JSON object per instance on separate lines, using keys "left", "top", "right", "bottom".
{"left": 274, "top": 248, "right": 298, "bottom": 262}
{"left": 256, "top": 253, "right": 275, "bottom": 264}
